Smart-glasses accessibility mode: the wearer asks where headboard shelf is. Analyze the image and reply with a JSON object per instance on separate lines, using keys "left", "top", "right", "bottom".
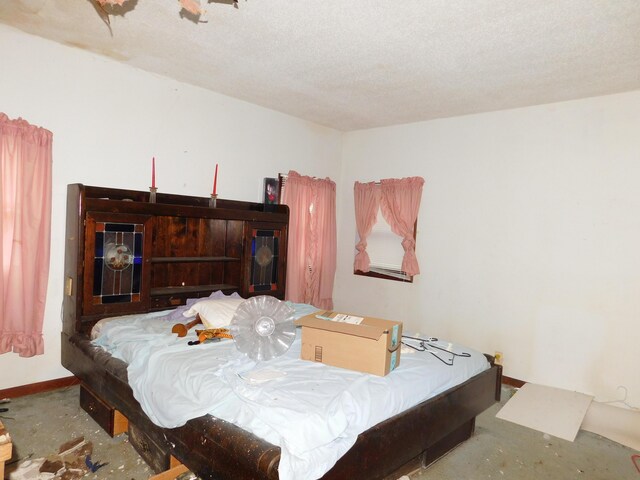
{"left": 64, "top": 184, "right": 289, "bottom": 335}
{"left": 150, "top": 284, "right": 238, "bottom": 296}
{"left": 82, "top": 185, "right": 288, "bottom": 223}
{"left": 151, "top": 256, "right": 240, "bottom": 263}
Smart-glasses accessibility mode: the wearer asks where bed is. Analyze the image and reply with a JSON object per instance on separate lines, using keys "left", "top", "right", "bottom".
{"left": 61, "top": 184, "right": 502, "bottom": 479}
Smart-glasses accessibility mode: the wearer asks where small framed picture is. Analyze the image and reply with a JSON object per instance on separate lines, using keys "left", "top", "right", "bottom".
{"left": 263, "top": 177, "right": 279, "bottom": 204}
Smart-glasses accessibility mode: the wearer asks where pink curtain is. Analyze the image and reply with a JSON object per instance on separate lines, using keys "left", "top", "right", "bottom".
{"left": 353, "top": 181, "right": 380, "bottom": 272}
{"left": 0, "top": 113, "right": 52, "bottom": 357}
{"left": 282, "top": 171, "right": 336, "bottom": 310}
{"left": 379, "top": 176, "right": 424, "bottom": 276}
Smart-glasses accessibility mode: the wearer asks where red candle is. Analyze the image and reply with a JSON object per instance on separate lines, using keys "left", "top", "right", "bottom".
{"left": 213, "top": 163, "right": 218, "bottom": 195}
{"left": 152, "top": 157, "right": 156, "bottom": 188}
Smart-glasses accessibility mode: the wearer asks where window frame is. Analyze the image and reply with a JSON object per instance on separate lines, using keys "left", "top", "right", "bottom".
{"left": 353, "top": 219, "right": 417, "bottom": 283}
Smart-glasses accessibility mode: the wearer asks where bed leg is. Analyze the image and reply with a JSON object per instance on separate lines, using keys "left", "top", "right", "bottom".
{"left": 495, "top": 365, "right": 503, "bottom": 402}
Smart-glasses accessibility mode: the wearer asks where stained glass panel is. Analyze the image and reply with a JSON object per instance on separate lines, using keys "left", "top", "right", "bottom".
{"left": 92, "top": 222, "right": 144, "bottom": 305}
{"left": 249, "top": 229, "right": 280, "bottom": 293}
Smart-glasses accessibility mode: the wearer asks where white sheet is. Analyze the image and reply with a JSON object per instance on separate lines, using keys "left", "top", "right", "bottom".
{"left": 93, "top": 305, "right": 489, "bottom": 480}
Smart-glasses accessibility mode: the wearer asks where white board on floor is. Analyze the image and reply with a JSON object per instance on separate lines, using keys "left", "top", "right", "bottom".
{"left": 581, "top": 401, "right": 640, "bottom": 451}
{"left": 496, "top": 383, "right": 593, "bottom": 442}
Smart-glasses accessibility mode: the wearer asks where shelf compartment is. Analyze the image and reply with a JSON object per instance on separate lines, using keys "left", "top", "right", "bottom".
{"left": 150, "top": 284, "right": 237, "bottom": 296}
{"left": 150, "top": 284, "right": 239, "bottom": 309}
{"left": 151, "top": 256, "right": 240, "bottom": 263}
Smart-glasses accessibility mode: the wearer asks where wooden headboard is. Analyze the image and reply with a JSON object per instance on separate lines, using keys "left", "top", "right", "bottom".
{"left": 63, "top": 184, "right": 289, "bottom": 336}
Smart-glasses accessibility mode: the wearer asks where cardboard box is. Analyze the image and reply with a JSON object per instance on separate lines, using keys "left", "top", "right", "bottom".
{"left": 295, "top": 311, "right": 402, "bottom": 376}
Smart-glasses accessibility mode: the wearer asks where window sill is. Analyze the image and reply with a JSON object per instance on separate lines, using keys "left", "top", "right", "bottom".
{"left": 353, "top": 268, "right": 413, "bottom": 283}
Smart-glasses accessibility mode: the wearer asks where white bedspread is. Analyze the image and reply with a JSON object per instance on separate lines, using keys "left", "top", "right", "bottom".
{"left": 93, "top": 305, "right": 489, "bottom": 480}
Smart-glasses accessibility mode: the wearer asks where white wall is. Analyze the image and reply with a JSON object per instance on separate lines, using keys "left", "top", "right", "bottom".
{"left": 0, "top": 25, "right": 342, "bottom": 390}
{"left": 3, "top": 23, "right": 639, "bottom": 409}
{"left": 334, "top": 90, "right": 640, "bottom": 407}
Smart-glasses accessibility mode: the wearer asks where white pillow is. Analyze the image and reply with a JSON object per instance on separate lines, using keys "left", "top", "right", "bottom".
{"left": 183, "top": 298, "right": 245, "bottom": 329}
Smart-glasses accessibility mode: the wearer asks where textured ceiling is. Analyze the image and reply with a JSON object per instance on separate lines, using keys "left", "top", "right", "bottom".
{"left": 1, "top": 0, "right": 639, "bottom": 131}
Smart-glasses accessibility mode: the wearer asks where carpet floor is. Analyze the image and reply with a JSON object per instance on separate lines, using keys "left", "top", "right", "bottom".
{"left": 1, "top": 385, "right": 637, "bottom": 479}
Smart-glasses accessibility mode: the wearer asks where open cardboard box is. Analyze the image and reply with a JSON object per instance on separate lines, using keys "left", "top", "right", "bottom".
{"left": 295, "top": 311, "right": 402, "bottom": 376}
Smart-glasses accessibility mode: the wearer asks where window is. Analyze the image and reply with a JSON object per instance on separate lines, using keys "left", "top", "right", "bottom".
{"left": 0, "top": 113, "right": 53, "bottom": 357}
{"left": 356, "top": 217, "right": 416, "bottom": 282}
{"left": 281, "top": 171, "right": 337, "bottom": 309}
{"left": 353, "top": 177, "right": 424, "bottom": 282}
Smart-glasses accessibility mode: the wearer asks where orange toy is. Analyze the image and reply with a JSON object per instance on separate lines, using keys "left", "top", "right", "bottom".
{"left": 195, "top": 328, "right": 233, "bottom": 343}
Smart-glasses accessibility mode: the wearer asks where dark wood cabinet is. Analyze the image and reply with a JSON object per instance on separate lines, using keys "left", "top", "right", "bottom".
{"left": 79, "top": 384, "right": 128, "bottom": 437}
{"left": 64, "top": 184, "right": 289, "bottom": 335}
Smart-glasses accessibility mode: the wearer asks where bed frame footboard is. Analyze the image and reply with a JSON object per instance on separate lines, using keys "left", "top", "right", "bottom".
{"left": 320, "top": 361, "right": 501, "bottom": 479}
{"left": 63, "top": 332, "right": 501, "bottom": 480}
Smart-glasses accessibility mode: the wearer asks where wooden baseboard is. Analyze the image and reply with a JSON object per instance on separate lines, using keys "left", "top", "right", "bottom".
{"left": 0, "top": 376, "right": 79, "bottom": 399}
{"left": 501, "top": 375, "right": 525, "bottom": 388}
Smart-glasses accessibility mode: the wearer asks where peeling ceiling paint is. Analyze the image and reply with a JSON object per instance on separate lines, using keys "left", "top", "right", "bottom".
{"left": 1, "top": 0, "right": 639, "bottom": 131}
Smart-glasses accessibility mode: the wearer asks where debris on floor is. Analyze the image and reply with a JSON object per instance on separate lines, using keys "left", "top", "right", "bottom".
{"left": 176, "top": 471, "right": 200, "bottom": 480}
{"left": 8, "top": 436, "right": 108, "bottom": 480}
{"left": 0, "top": 398, "right": 11, "bottom": 420}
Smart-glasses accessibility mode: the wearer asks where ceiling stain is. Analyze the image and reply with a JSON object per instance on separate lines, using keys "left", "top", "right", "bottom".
{"left": 64, "top": 40, "right": 130, "bottom": 62}
{"left": 1, "top": 0, "right": 639, "bottom": 131}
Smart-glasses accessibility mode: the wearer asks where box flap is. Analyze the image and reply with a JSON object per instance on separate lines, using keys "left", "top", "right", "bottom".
{"left": 296, "top": 313, "right": 388, "bottom": 340}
